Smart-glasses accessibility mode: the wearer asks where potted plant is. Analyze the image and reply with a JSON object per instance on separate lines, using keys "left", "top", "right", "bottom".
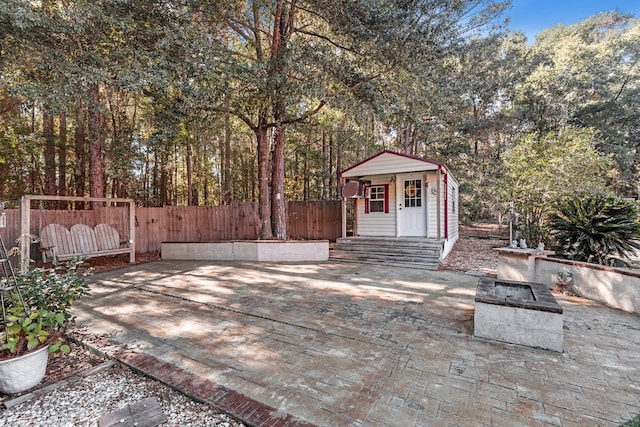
{"left": 0, "top": 259, "right": 91, "bottom": 394}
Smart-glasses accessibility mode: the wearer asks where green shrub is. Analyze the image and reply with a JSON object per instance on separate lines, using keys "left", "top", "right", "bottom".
{"left": 620, "top": 413, "right": 640, "bottom": 427}
{"left": 549, "top": 193, "right": 640, "bottom": 266}
{"left": 0, "top": 259, "right": 91, "bottom": 358}
{"left": 16, "top": 258, "right": 92, "bottom": 323}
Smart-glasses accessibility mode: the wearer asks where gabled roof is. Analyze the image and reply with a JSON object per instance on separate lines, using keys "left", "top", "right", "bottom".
{"left": 341, "top": 150, "right": 453, "bottom": 179}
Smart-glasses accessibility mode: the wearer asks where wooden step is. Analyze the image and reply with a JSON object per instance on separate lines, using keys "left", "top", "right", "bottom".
{"left": 329, "top": 252, "right": 440, "bottom": 270}
{"left": 333, "top": 243, "right": 440, "bottom": 256}
{"left": 331, "top": 237, "right": 443, "bottom": 270}
{"left": 336, "top": 237, "right": 443, "bottom": 249}
{"left": 330, "top": 250, "right": 440, "bottom": 263}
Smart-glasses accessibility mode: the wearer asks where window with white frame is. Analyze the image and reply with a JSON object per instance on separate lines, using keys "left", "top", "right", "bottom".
{"left": 368, "top": 185, "right": 385, "bottom": 213}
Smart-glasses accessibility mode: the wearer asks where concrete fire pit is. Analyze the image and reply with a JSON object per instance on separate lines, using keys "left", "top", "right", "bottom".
{"left": 474, "top": 277, "right": 564, "bottom": 352}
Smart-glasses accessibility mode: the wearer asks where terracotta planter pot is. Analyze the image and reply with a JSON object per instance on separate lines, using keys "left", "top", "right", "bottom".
{"left": 0, "top": 345, "right": 49, "bottom": 394}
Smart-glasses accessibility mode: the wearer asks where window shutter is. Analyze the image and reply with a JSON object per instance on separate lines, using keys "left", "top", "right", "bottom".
{"left": 384, "top": 184, "right": 389, "bottom": 213}
{"left": 364, "top": 194, "right": 369, "bottom": 214}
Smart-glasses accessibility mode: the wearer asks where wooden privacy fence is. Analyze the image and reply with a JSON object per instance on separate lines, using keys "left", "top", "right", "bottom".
{"left": 0, "top": 200, "right": 341, "bottom": 255}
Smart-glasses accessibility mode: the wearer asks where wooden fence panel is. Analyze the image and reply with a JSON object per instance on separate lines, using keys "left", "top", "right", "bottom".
{"left": 0, "top": 206, "right": 132, "bottom": 258}
{"left": 134, "top": 207, "right": 164, "bottom": 253}
{"left": 0, "top": 210, "right": 20, "bottom": 252}
{"left": 0, "top": 200, "right": 340, "bottom": 256}
{"left": 287, "top": 200, "right": 341, "bottom": 240}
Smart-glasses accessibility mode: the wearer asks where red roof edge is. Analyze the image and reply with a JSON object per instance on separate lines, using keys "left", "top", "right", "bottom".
{"left": 340, "top": 150, "right": 447, "bottom": 177}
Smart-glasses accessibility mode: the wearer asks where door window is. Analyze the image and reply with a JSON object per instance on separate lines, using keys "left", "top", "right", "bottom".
{"left": 404, "top": 179, "right": 422, "bottom": 207}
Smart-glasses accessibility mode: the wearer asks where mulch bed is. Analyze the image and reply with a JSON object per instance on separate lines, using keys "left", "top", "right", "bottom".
{"left": 439, "top": 224, "right": 509, "bottom": 276}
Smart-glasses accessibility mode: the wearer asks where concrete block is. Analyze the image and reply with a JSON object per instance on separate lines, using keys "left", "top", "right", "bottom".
{"left": 474, "top": 302, "right": 563, "bottom": 352}
{"left": 161, "top": 241, "right": 329, "bottom": 262}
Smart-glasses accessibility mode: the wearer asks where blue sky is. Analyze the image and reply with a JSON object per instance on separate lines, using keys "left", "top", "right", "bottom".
{"left": 506, "top": 0, "right": 640, "bottom": 41}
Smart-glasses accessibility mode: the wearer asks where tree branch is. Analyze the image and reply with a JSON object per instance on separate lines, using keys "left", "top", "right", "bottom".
{"left": 295, "top": 27, "right": 355, "bottom": 53}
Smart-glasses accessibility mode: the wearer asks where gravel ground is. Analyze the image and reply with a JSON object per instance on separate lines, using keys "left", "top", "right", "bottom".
{"left": 0, "top": 358, "right": 244, "bottom": 426}
{"left": 0, "top": 226, "right": 505, "bottom": 426}
{"left": 0, "top": 251, "right": 245, "bottom": 427}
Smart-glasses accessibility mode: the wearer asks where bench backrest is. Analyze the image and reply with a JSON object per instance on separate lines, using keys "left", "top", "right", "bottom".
{"left": 70, "top": 223, "right": 99, "bottom": 254}
{"left": 95, "top": 223, "right": 121, "bottom": 251}
{"left": 41, "top": 223, "right": 75, "bottom": 256}
{"left": 41, "top": 223, "right": 124, "bottom": 259}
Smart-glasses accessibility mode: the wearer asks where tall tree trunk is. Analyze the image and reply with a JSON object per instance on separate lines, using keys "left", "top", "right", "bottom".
{"left": 328, "top": 132, "right": 334, "bottom": 199}
{"left": 322, "top": 129, "right": 328, "bottom": 199}
{"left": 335, "top": 132, "right": 342, "bottom": 200}
{"left": 304, "top": 149, "right": 309, "bottom": 201}
{"left": 271, "top": 122, "right": 286, "bottom": 240}
{"left": 160, "top": 150, "right": 169, "bottom": 205}
{"left": 267, "top": 0, "right": 294, "bottom": 240}
{"left": 30, "top": 104, "right": 39, "bottom": 193}
{"left": 143, "top": 145, "right": 150, "bottom": 206}
{"left": 223, "top": 98, "right": 232, "bottom": 204}
{"left": 256, "top": 114, "right": 272, "bottom": 239}
{"left": 58, "top": 112, "right": 67, "bottom": 198}
{"left": 152, "top": 150, "right": 159, "bottom": 206}
{"left": 173, "top": 141, "right": 179, "bottom": 205}
{"left": 403, "top": 123, "right": 412, "bottom": 155}
{"left": 87, "top": 84, "right": 104, "bottom": 199}
{"left": 74, "top": 99, "right": 87, "bottom": 208}
{"left": 186, "top": 132, "right": 194, "bottom": 206}
{"left": 43, "top": 106, "right": 56, "bottom": 197}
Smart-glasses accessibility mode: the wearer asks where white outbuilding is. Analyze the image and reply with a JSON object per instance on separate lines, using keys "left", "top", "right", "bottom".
{"left": 339, "top": 150, "right": 459, "bottom": 262}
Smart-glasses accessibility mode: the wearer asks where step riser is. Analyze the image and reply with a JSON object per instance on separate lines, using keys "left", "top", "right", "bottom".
{"left": 336, "top": 238, "right": 442, "bottom": 249}
{"left": 332, "top": 238, "right": 443, "bottom": 270}
{"left": 331, "top": 251, "right": 439, "bottom": 263}
{"left": 333, "top": 245, "right": 440, "bottom": 256}
{"left": 329, "top": 257, "right": 439, "bottom": 271}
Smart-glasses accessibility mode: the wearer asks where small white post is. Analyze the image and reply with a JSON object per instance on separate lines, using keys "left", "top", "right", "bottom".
{"left": 19, "top": 196, "right": 31, "bottom": 271}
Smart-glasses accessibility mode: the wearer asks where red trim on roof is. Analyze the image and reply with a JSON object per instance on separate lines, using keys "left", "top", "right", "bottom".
{"left": 340, "top": 150, "right": 446, "bottom": 176}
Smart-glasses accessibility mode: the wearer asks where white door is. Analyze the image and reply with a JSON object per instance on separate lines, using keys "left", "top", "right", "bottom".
{"left": 397, "top": 173, "right": 426, "bottom": 236}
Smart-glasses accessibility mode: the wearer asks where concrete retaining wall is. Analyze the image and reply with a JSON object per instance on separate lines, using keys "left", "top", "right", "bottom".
{"left": 161, "top": 241, "right": 329, "bottom": 262}
{"left": 497, "top": 249, "right": 640, "bottom": 315}
{"left": 536, "top": 258, "right": 640, "bottom": 315}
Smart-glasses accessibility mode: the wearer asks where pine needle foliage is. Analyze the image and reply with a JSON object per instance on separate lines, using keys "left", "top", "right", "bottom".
{"left": 550, "top": 193, "right": 640, "bottom": 266}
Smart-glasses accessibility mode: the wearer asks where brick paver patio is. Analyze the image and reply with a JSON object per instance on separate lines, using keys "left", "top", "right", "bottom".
{"left": 71, "top": 261, "right": 640, "bottom": 426}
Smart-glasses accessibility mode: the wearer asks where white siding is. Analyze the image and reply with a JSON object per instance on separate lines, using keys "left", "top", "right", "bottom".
{"left": 343, "top": 152, "right": 459, "bottom": 244}
{"left": 355, "top": 175, "right": 397, "bottom": 236}
{"left": 447, "top": 178, "right": 459, "bottom": 241}
{"left": 342, "top": 152, "right": 438, "bottom": 177}
{"left": 426, "top": 172, "right": 442, "bottom": 239}
{"left": 442, "top": 177, "right": 459, "bottom": 259}
{"left": 424, "top": 171, "right": 459, "bottom": 241}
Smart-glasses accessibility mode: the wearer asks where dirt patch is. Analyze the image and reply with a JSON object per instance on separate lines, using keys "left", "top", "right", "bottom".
{"left": 440, "top": 223, "right": 509, "bottom": 276}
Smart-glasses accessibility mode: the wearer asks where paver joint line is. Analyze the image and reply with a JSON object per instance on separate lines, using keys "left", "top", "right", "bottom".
{"left": 72, "top": 261, "right": 640, "bottom": 427}
{"left": 132, "top": 284, "right": 395, "bottom": 347}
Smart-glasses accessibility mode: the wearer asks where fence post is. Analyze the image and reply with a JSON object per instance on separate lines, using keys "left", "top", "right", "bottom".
{"left": 19, "top": 196, "right": 30, "bottom": 271}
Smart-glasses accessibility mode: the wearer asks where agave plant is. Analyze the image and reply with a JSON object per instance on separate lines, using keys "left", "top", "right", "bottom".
{"left": 549, "top": 193, "right": 640, "bottom": 266}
